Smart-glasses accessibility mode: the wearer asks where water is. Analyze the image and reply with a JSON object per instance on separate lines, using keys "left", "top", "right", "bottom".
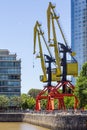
{"left": 0, "top": 122, "right": 50, "bottom": 130}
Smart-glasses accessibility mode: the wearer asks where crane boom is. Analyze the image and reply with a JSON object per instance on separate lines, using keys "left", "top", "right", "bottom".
{"left": 33, "top": 21, "right": 47, "bottom": 82}
{"left": 34, "top": 21, "right": 52, "bottom": 57}
{"left": 47, "top": 2, "right": 68, "bottom": 46}
{"left": 47, "top": 3, "right": 61, "bottom": 76}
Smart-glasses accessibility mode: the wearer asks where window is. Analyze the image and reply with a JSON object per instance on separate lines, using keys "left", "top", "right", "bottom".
{"left": 0, "top": 81, "right": 7, "bottom": 86}
{"left": 8, "top": 81, "right": 20, "bottom": 86}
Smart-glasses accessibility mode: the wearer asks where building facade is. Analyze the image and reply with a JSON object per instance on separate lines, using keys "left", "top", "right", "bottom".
{"left": 0, "top": 49, "right": 21, "bottom": 97}
{"left": 71, "top": 0, "right": 87, "bottom": 74}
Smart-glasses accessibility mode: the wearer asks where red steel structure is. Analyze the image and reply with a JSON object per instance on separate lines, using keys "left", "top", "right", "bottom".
{"left": 35, "top": 81, "right": 78, "bottom": 111}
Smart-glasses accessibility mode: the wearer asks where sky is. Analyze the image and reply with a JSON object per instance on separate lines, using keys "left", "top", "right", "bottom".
{"left": 0, "top": 0, "right": 71, "bottom": 93}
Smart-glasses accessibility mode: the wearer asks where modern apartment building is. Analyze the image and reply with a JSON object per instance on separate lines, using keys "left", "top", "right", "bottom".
{"left": 71, "top": 0, "right": 87, "bottom": 74}
{"left": 0, "top": 49, "right": 21, "bottom": 97}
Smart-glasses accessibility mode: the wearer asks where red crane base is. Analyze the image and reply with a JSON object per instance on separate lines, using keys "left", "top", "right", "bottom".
{"left": 35, "top": 81, "right": 79, "bottom": 111}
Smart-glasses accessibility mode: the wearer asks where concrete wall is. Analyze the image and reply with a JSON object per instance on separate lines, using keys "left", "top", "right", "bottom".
{"left": 22, "top": 113, "right": 56, "bottom": 129}
{"left": 0, "top": 113, "right": 23, "bottom": 122}
{"left": 22, "top": 113, "right": 87, "bottom": 130}
{"left": 0, "top": 113, "right": 87, "bottom": 130}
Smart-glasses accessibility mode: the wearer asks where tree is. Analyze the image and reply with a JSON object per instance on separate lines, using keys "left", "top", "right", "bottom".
{"left": 10, "top": 96, "right": 21, "bottom": 108}
{"left": 76, "top": 62, "right": 87, "bottom": 108}
{"left": 21, "top": 94, "right": 29, "bottom": 110}
{"left": 64, "top": 97, "right": 74, "bottom": 109}
{"left": 40, "top": 99, "right": 47, "bottom": 110}
{"left": 0, "top": 95, "right": 9, "bottom": 109}
{"left": 21, "top": 93, "right": 36, "bottom": 110}
{"left": 28, "top": 88, "right": 41, "bottom": 98}
{"left": 27, "top": 97, "right": 35, "bottom": 109}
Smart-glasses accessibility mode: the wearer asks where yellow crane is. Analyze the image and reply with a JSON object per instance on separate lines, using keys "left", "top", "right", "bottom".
{"left": 33, "top": 21, "right": 47, "bottom": 82}
{"left": 47, "top": 2, "right": 78, "bottom": 77}
{"left": 47, "top": 2, "right": 68, "bottom": 46}
{"left": 47, "top": 3, "right": 61, "bottom": 78}
{"left": 33, "top": 21, "right": 60, "bottom": 82}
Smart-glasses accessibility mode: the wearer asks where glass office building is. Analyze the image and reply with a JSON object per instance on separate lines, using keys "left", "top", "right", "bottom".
{"left": 71, "top": 0, "right": 87, "bottom": 75}
{"left": 0, "top": 49, "right": 21, "bottom": 97}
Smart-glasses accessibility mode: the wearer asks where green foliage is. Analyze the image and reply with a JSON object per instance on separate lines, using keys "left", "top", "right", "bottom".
{"left": 21, "top": 93, "right": 35, "bottom": 110}
{"left": 27, "top": 97, "right": 36, "bottom": 109}
{"left": 54, "top": 99, "right": 58, "bottom": 109}
{"left": 0, "top": 93, "right": 36, "bottom": 110}
{"left": 40, "top": 99, "right": 47, "bottom": 110}
{"left": 10, "top": 96, "right": 21, "bottom": 107}
{"left": 21, "top": 94, "right": 29, "bottom": 110}
{"left": 64, "top": 97, "right": 74, "bottom": 109}
{"left": 76, "top": 62, "right": 87, "bottom": 108}
{"left": 28, "top": 88, "right": 41, "bottom": 98}
{"left": 0, "top": 95, "right": 9, "bottom": 108}
{"left": 80, "top": 62, "right": 87, "bottom": 77}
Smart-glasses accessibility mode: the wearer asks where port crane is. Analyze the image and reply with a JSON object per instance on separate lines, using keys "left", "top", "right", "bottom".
{"left": 33, "top": 21, "right": 60, "bottom": 110}
{"left": 33, "top": 21, "right": 48, "bottom": 82}
{"left": 33, "top": 21, "right": 61, "bottom": 83}
{"left": 47, "top": 2, "right": 78, "bottom": 93}
{"left": 47, "top": 2, "right": 78, "bottom": 78}
{"left": 33, "top": 2, "right": 79, "bottom": 111}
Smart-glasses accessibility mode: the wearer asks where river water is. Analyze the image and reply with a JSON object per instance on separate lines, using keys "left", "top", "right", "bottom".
{"left": 0, "top": 122, "right": 50, "bottom": 130}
